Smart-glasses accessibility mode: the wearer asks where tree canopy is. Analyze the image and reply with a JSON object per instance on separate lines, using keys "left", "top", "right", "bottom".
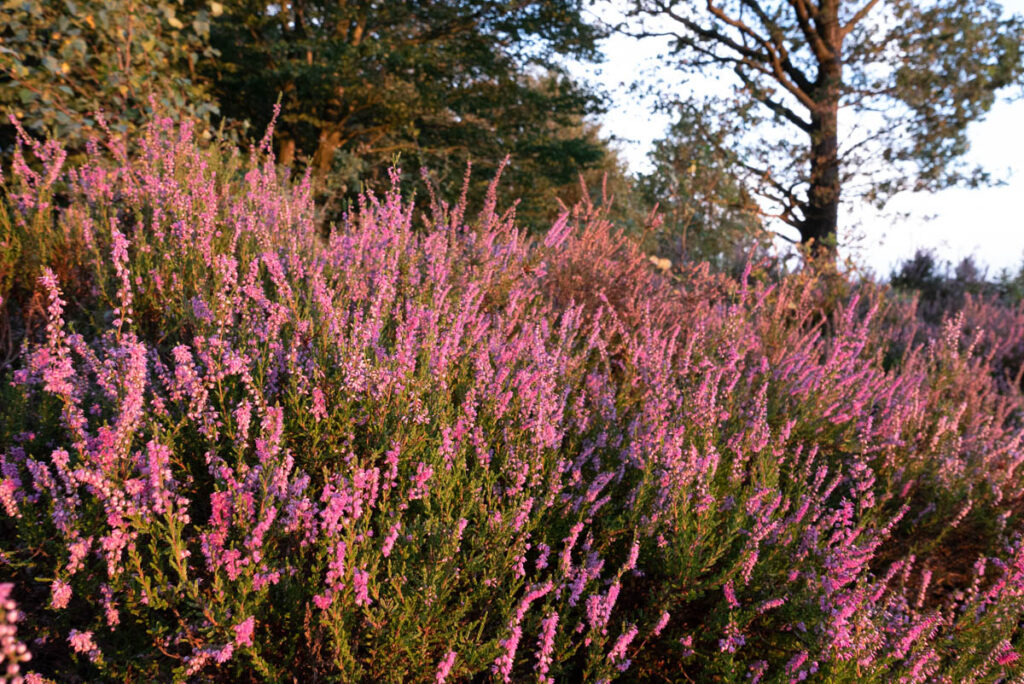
{"left": 201, "top": 0, "right": 612, "bottom": 226}
{"left": 2, "top": 0, "right": 616, "bottom": 231}
{"left": 637, "top": 99, "right": 769, "bottom": 268}
{"left": 0, "top": 0, "right": 218, "bottom": 156}
{"left": 626, "top": 0, "right": 1024, "bottom": 257}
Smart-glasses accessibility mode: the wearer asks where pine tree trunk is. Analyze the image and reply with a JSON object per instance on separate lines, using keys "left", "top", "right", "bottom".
{"left": 278, "top": 138, "right": 296, "bottom": 168}
{"left": 802, "top": 104, "right": 840, "bottom": 256}
{"left": 313, "top": 129, "right": 343, "bottom": 179}
{"left": 800, "top": 3, "right": 842, "bottom": 261}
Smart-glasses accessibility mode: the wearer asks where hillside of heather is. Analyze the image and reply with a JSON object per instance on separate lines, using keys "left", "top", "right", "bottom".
{"left": 1, "top": 118, "right": 1024, "bottom": 683}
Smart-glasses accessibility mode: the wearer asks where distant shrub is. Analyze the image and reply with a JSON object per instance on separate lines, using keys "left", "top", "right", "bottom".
{"left": 1, "top": 117, "right": 1023, "bottom": 682}
{"left": 890, "top": 249, "right": 991, "bottom": 322}
{"left": 890, "top": 249, "right": 1024, "bottom": 391}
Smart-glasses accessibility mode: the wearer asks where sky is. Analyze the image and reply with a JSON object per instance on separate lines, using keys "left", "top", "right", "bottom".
{"left": 571, "top": 1, "right": 1024, "bottom": 278}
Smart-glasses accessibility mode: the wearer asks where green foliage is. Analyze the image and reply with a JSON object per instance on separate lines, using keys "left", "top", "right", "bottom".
{"left": 636, "top": 100, "right": 771, "bottom": 269}
{"left": 202, "top": 0, "right": 611, "bottom": 229}
{"left": 0, "top": 0, "right": 619, "bottom": 235}
{"left": 878, "top": 0, "right": 1024, "bottom": 194}
{"left": 0, "top": 0, "right": 219, "bottom": 158}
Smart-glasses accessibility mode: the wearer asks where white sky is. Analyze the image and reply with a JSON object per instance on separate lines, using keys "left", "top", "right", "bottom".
{"left": 573, "top": 1, "right": 1024, "bottom": 278}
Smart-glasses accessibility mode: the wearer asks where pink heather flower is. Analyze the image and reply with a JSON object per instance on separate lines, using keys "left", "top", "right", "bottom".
{"left": 757, "top": 597, "right": 787, "bottom": 613}
{"left": 492, "top": 625, "right": 521, "bottom": 683}
{"left": 514, "top": 549, "right": 529, "bottom": 578}
{"left": 559, "top": 522, "right": 585, "bottom": 576}
{"left": 408, "top": 462, "right": 433, "bottom": 501}
{"left": 652, "top": 611, "right": 670, "bottom": 637}
{"left": 718, "top": 619, "right": 745, "bottom": 654}
{"left": 535, "top": 612, "right": 559, "bottom": 681}
{"left": 584, "top": 581, "right": 620, "bottom": 634}
{"left": 534, "top": 543, "right": 551, "bottom": 571}
{"left": 353, "top": 569, "right": 372, "bottom": 606}
{"left": 384, "top": 443, "right": 400, "bottom": 487}
{"left": 325, "top": 541, "right": 347, "bottom": 589}
{"left": 234, "top": 616, "right": 255, "bottom": 647}
{"left": 786, "top": 651, "right": 809, "bottom": 675}
{"left": 906, "top": 649, "right": 939, "bottom": 681}
{"left": 895, "top": 614, "right": 940, "bottom": 659}
{"left": 623, "top": 540, "right": 640, "bottom": 573}
{"left": 749, "top": 659, "right": 769, "bottom": 684}
{"left": 740, "top": 548, "right": 759, "bottom": 584}
{"left": 69, "top": 629, "right": 100, "bottom": 662}
{"left": 723, "top": 580, "right": 740, "bottom": 609}
{"left": 382, "top": 522, "right": 402, "bottom": 558}
{"left": 512, "top": 497, "right": 533, "bottom": 532}
{"left": 51, "top": 580, "right": 72, "bottom": 610}
{"left": 1, "top": 583, "right": 32, "bottom": 677}
{"left": 516, "top": 582, "right": 554, "bottom": 624}
{"left": 435, "top": 650, "right": 457, "bottom": 683}
{"left": 215, "top": 643, "right": 234, "bottom": 664}
{"left": 608, "top": 624, "right": 638, "bottom": 664}
{"left": 234, "top": 400, "right": 253, "bottom": 443}
{"left": 916, "top": 569, "right": 933, "bottom": 609}
{"left": 0, "top": 478, "right": 19, "bottom": 518}
{"left": 995, "top": 640, "right": 1020, "bottom": 666}
{"left": 454, "top": 518, "right": 469, "bottom": 547}
{"left": 440, "top": 426, "right": 456, "bottom": 471}
{"left": 311, "top": 387, "right": 328, "bottom": 422}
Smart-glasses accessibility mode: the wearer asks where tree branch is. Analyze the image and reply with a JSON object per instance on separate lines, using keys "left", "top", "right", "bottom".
{"left": 734, "top": 157, "right": 807, "bottom": 229}
{"left": 737, "top": 0, "right": 814, "bottom": 92}
{"left": 703, "top": 1, "right": 817, "bottom": 107}
{"left": 657, "top": 3, "right": 817, "bottom": 110}
{"left": 841, "top": 0, "right": 882, "bottom": 38}
{"left": 732, "top": 67, "right": 813, "bottom": 132}
{"left": 785, "top": 0, "right": 832, "bottom": 62}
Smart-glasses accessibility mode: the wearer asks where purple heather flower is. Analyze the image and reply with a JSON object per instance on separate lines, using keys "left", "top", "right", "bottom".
{"left": 100, "top": 584, "right": 119, "bottom": 628}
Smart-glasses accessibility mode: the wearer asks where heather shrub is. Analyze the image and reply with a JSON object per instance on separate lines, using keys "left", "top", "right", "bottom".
{"left": 1, "top": 117, "right": 1023, "bottom": 682}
